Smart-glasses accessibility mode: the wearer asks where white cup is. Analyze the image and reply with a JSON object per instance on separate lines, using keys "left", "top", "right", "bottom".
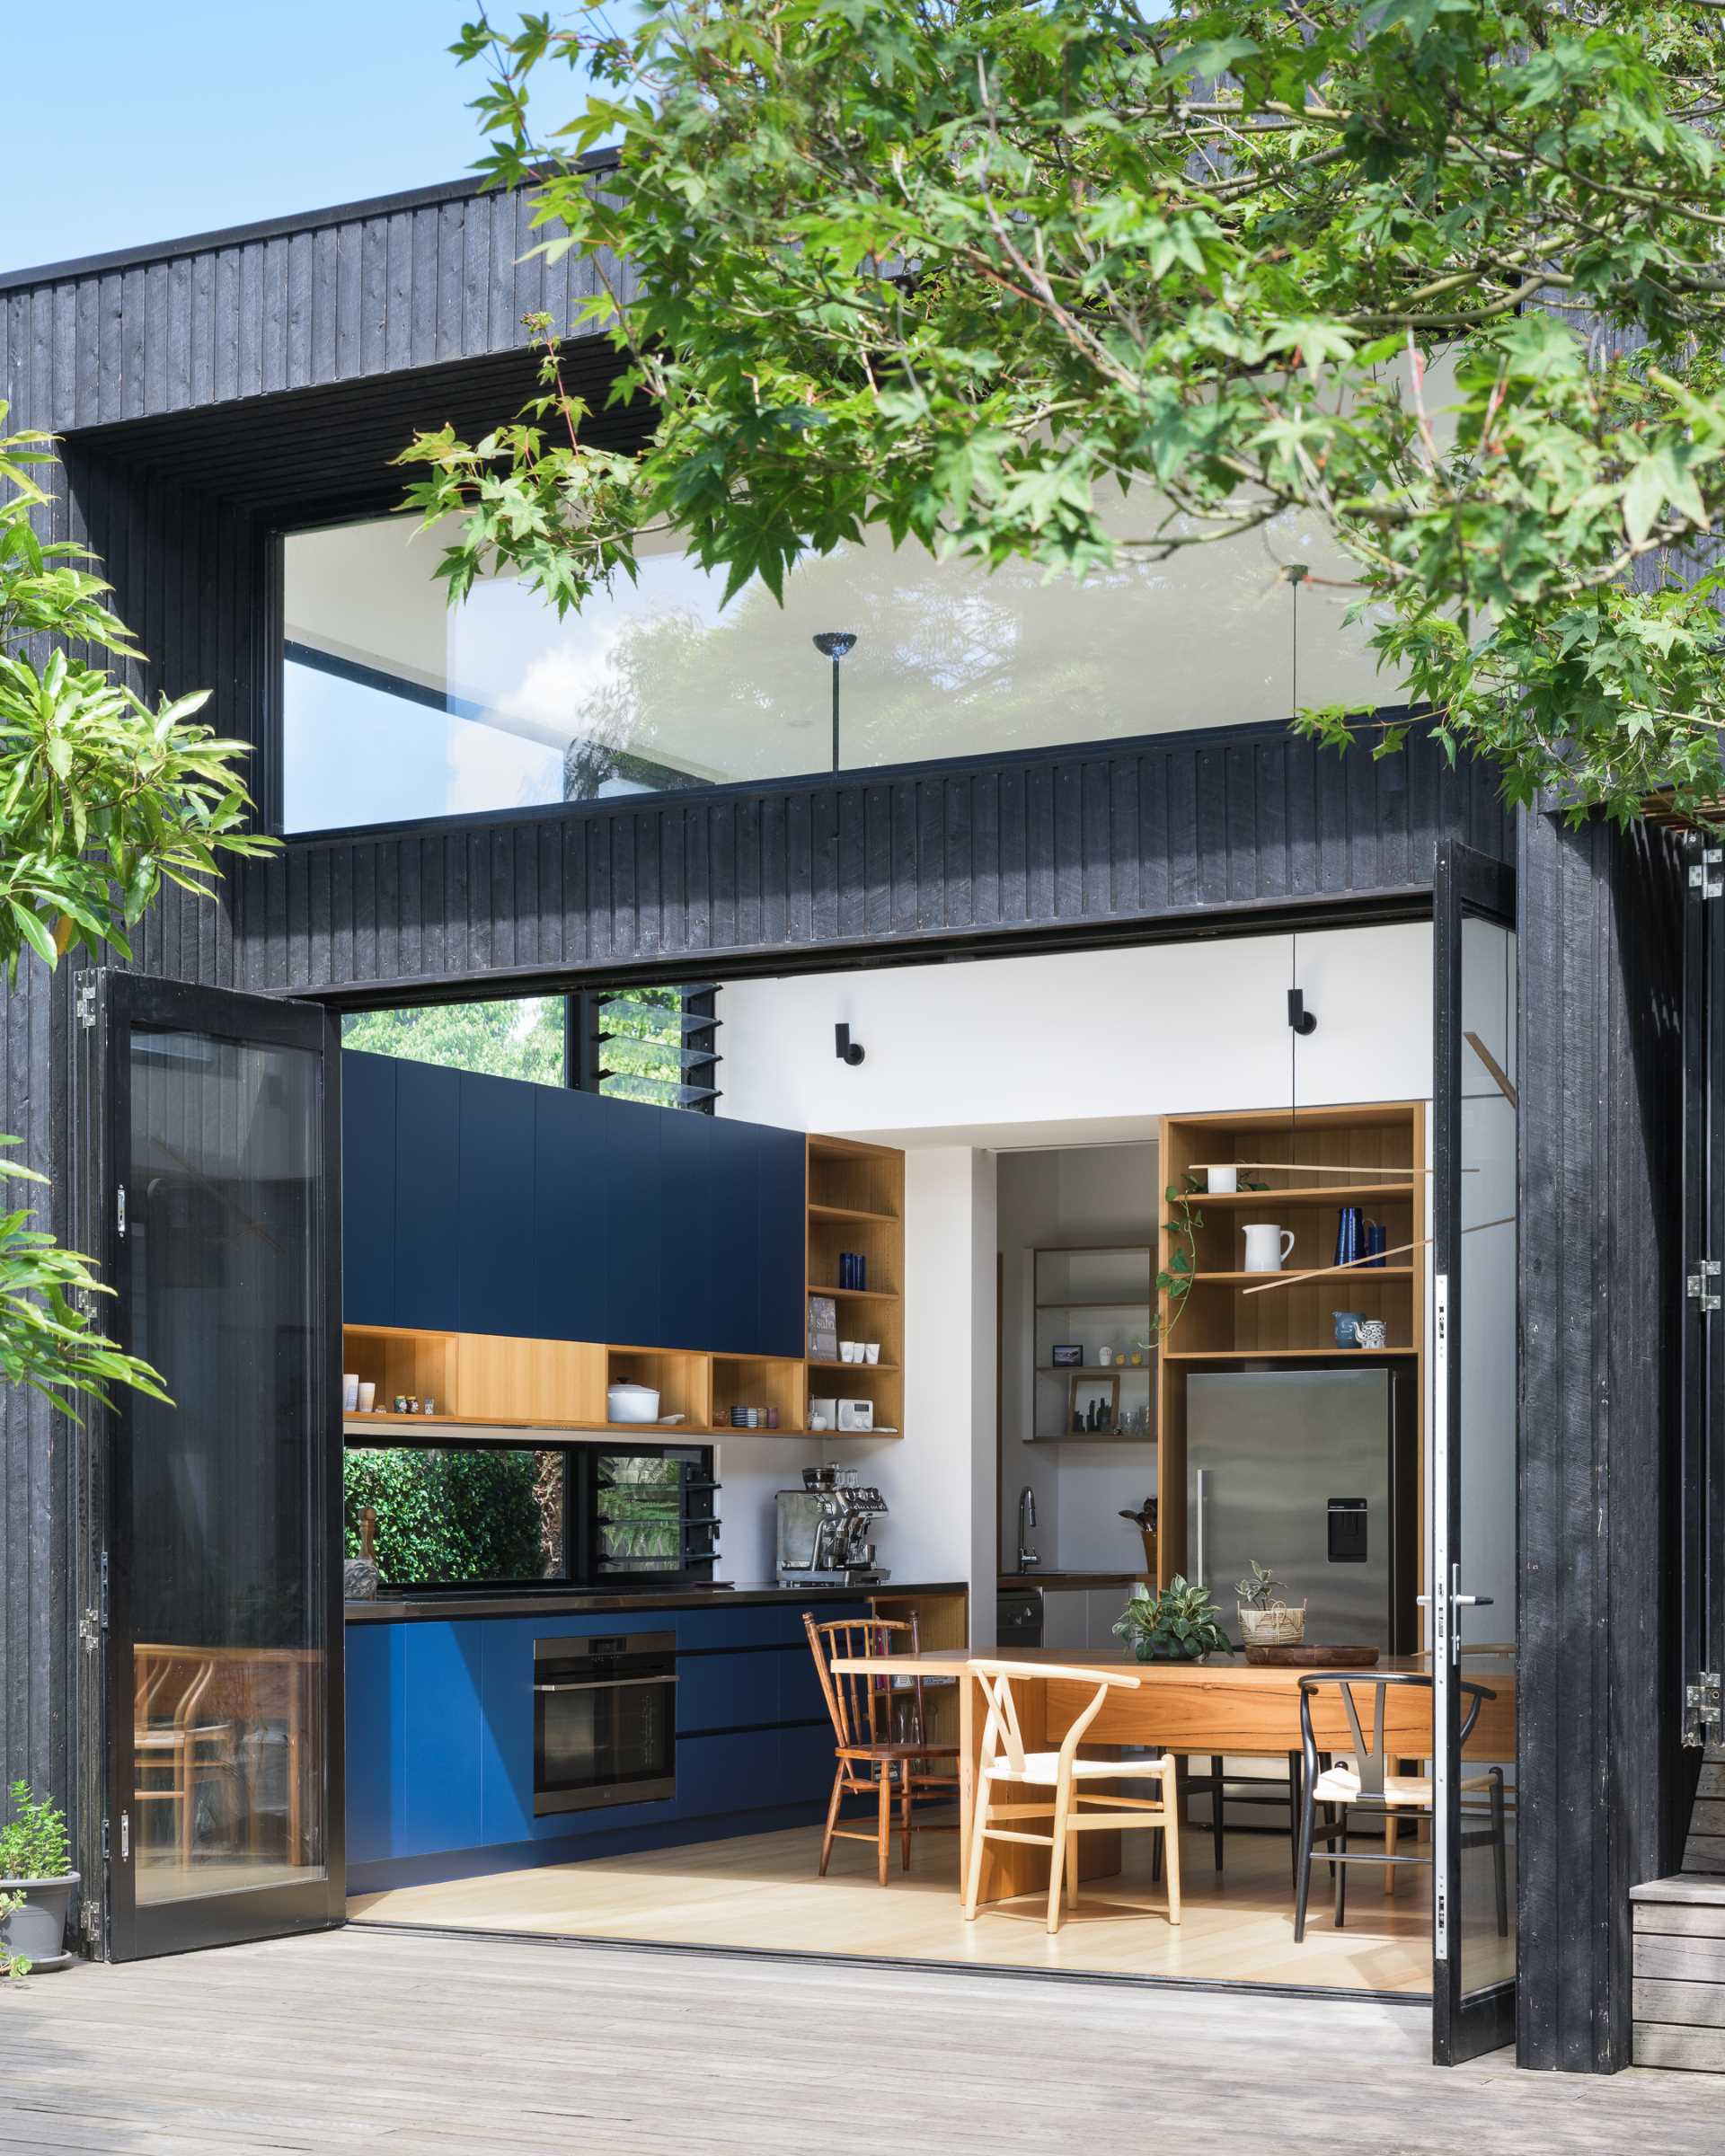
{"left": 1208, "top": 1167, "right": 1238, "bottom": 1194}
{"left": 358, "top": 1382, "right": 376, "bottom": 1413}
{"left": 342, "top": 1373, "right": 360, "bottom": 1413}
{"left": 864, "top": 1342, "right": 880, "bottom": 1365}
{"left": 840, "top": 1340, "right": 859, "bottom": 1363}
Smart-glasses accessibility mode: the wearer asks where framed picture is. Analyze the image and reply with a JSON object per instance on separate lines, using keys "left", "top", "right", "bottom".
{"left": 807, "top": 1294, "right": 838, "bottom": 1361}
{"left": 1051, "top": 1342, "right": 1084, "bottom": 1368}
{"left": 1067, "top": 1374, "right": 1120, "bottom": 1435}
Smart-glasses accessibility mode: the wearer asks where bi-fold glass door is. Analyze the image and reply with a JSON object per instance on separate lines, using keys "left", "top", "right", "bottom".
{"left": 1430, "top": 843, "right": 1519, "bottom": 2062}
{"left": 86, "top": 973, "right": 343, "bottom": 1959}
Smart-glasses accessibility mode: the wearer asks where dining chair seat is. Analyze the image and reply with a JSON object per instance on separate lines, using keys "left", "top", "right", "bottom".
{"left": 984, "top": 1748, "right": 1170, "bottom": 1785}
{"left": 1312, "top": 1761, "right": 1497, "bottom": 1807}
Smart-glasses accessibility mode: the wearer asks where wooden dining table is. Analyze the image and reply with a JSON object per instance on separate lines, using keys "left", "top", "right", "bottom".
{"left": 828, "top": 1646, "right": 1516, "bottom": 1906}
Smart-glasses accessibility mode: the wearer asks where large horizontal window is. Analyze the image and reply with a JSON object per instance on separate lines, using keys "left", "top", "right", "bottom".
{"left": 280, "top": 499, "right": 1397, "bottom": 834}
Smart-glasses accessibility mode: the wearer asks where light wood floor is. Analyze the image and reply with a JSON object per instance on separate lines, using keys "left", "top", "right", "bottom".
{"left": 349, "top": 1814, "right": 1515, "bottom": 1994}
{"left": 3, "top": 1925, "right": 1718, "bottom": 2155}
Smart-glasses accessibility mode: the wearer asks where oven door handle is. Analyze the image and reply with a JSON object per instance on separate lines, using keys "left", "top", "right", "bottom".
{"left": 533, "top": 1674, "right": 679, "bottom": 1693}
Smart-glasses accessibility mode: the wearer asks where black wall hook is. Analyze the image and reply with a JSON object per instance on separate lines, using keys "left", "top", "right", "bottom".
{"left": 836, "top": 1022, "right": 865, "bottom": 1066}
{"left": 1287, "top": 987, "right": 1318, "bottom": 1037}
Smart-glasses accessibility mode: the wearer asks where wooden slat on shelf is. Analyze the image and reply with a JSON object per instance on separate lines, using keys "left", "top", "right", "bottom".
{"left": 1172, "top": 1182, "right": 1424, "bottom": 1209}
{"left": 1163, "top": 1346, "right": 1420, "bottom": 1362}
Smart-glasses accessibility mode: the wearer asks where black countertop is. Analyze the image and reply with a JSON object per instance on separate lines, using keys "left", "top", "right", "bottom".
{"left": 345, "top": 1579, "right": 969, "bottom": 1623}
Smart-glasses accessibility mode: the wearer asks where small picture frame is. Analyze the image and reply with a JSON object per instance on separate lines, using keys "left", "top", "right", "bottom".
{"left": 1051, "top": 1343, "right": 1084, "bottom": 1368}
{"left": 807, "top": 1294, "right": 838, "bottom": 1361}
{"left": 1067, "top": 1374, "right": 1120, "bottom": 1435}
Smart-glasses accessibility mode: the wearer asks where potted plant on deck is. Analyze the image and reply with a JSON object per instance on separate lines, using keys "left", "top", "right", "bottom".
{"left": 1112, "top": 1576, "right": 1232, "bottom": 1663}
{"left": 0, "top": 1780, "right": 78, "bottom": 1975}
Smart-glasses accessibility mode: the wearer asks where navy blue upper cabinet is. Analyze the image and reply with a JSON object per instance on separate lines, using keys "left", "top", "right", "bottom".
{"left": 341, "top": 1052, "right": 807, "bottom": 1356}
{"left": 342, "top": 1051, "right": 398, "bottom": 1326}
{"left": 457, "top": 1072, "right": 537, "bottom": 1339}
{"left": 394, "top": 1063, "right": 462, "bottom": 1332}
{"left": 756, "top": 1127, "right": 808, "bottom": 1358}
{"left": 532, "top": 1088, "right": 607, "bottom": 1343}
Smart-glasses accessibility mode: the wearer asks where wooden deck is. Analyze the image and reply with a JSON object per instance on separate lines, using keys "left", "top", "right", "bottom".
{"left": 2, "top": 1925, "right": 1721, "bottom": 2153}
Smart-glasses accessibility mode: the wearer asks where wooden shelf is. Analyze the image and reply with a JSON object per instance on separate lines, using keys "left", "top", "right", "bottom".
{"left": 1024, "top": 1432, "right": 1155, "bottom": 1445}
{"left": 1173, "top": 1181, "right": 1420, "bottom": 1209}
{"left": 345, "top": 1410, "right": 466, "bottom": 1427}
{"left": 1163, "top": 1345, "right": 1420, "bottom": 1362}
{"left": 807, "top": 1202, "right": 898, "bottom": 1224}
{"left": 1191, "top": 1266, "right": 1415, "bottom": 1284}
{"left": 809, "top": 1284, "right": 900, "bottom": 1303}
{"left": 808, "top": 1358, "right": 902, "bottom": 1373}
{"left": 1034, "top": 1363, "right": 1151, "bottom": 1375}
{"left": 805, "top": 1132, "right": 906, "bottom": 1441}
{"left": 1033, "top": 1298, "right": 1150, "bottom": 1311}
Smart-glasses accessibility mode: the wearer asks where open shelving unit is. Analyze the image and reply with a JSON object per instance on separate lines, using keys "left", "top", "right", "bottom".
{"left": 804, "top": 1134, "right": 905, "bottom": 1438}
{"left": 1029, "top": 1243, "right": 1155, "bottom": 1445}
{"left": 1154, "top": 1100, "right": 1427, "bottom": 1586}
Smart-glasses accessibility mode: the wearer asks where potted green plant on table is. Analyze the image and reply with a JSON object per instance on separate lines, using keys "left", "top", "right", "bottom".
{"left": 0, "top": 1780, "right": 77, "bottom": 1975}
{"left": 1235, "top": 1560, "right": 1306, "bottom": 1648}
{"left": 1112, "top": 1576, "right": 1232, "bottom": 1663}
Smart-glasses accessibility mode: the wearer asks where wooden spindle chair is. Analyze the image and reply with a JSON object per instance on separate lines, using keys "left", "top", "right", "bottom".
{"left": 803, "top": 1613, "right": 960, "bottom": 1886}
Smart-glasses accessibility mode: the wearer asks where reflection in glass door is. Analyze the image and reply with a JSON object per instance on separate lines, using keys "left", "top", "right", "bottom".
{"left": 1432, "top": 844, "right": 1519, "bottom": 2062}
{"left": 102, "top": 977, "right": 341, "bottom": 1959}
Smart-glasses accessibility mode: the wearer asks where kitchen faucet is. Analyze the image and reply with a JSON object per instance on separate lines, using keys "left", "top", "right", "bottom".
{"left": 1016, "top": 1485, "right": 1039, "bottom": 1573}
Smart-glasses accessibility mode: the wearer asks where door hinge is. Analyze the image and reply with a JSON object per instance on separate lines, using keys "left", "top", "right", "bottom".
{"left": 78, "top": 1607, "right": 100, "bottom": 1654}
{"left": 115, "top": 1184, "right": 126, "bottom": 1241}
{"left": 79, "top": 1898, "right": 100, "bottom": 1943}
{"left": 1685, "top": 1670, "right": 1722, "bottom": 1746}
{"left": 1689, "top": 1259, "right": 1721, "bottom": 1313}
{"left": 1692, "top": 848, "right": 1724, "bottom": 900}
{"left": 75, "top": 977, "right": 96, "bottom": 1029}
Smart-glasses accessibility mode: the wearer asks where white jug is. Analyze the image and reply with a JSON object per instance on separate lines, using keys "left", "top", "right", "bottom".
{"left": 1242, "top": 1223, "right": 1296, "bottom": 1274}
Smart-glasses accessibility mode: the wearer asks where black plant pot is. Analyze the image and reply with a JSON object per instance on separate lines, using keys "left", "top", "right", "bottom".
{"left": 2, "top": 1871, "right": 78, "bottom": 1971}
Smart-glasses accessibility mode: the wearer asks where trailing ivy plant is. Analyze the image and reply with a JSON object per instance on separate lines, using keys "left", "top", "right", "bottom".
{"left": 0, "top": 414, "right": 274, "bottom": 1415}
{"left": 407, "top": 1, "right": 1725, "bottom": 828}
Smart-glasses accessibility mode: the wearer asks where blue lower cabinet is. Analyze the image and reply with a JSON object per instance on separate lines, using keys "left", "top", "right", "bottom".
{"left": 399, "top": 1622, "right": 485, "bottom": 1859}
{"left": 777, "top": 1721, "right": 841, "bottom": 1806}
{"left": 678, "top": 1651, "right": 780, "bottom": 1735}
{"left": 344, "top": 1622, "right": 399, "bottom": 1865}
{"left": 677, "top": 1729, "right": 774, "bottom": 1819}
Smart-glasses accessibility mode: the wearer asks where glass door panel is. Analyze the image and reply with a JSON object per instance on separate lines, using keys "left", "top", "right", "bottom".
{"left": 1432, "top": 844, "right": 1518, "bottom": 2062}
{"left": 103, "top": 976, "right": 341, "bottom": 1958}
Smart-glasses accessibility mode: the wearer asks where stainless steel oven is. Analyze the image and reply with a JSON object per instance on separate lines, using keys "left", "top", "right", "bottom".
{"left": 532, "top": 1631, "right": 677, "bottom": 1816}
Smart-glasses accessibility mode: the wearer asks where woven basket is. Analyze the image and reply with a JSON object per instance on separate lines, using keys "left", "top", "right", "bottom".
{"left": 1238, "top": 1601, "right": 1306, "bottom": 1647}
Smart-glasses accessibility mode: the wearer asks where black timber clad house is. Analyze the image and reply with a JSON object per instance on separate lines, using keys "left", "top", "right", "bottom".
{"left": 0, "top": 175, "right": 1697, "bottom": 2069}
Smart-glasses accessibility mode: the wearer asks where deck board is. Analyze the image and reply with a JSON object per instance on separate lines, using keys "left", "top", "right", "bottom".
{"left": 3, "top": 1924, "right": 1721, "bottom": 2153}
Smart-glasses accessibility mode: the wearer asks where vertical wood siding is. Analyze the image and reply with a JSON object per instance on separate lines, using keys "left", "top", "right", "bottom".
{"left": 1517, "top": 808, "right": 1688, "bottom": 2071}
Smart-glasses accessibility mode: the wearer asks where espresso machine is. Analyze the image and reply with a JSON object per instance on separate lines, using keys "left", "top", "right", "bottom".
{"left": 775, "top": 1465, "right": 889, "bottom": 1586}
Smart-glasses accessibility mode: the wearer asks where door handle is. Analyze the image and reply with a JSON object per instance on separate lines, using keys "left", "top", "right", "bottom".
{"left": 1194, "top": 1469, "right": 1208, "bottom": 1587}
{"left": 1453, "top": 1594, "right": 1493, "bottom": 1609}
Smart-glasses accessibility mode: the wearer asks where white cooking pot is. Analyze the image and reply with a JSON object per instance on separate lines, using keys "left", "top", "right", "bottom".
{"left": 607, "top": 1382, "right": 660, "bottom": 1424}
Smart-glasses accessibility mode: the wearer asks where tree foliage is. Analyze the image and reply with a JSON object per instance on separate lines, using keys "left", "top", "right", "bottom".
{"left": 0, "top": 415, "right": 275, "bottom": 1414}
{"left": 343, "top": 1446, "right": 549, "bottom": 1585}
{"left": 402, "top": 0, "right": 1725, "bottom": 824}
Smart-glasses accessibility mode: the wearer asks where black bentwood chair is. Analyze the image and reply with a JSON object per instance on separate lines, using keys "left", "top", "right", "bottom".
{"left": 1292, "top": 1673, "right": 1508, "bottom": 1943}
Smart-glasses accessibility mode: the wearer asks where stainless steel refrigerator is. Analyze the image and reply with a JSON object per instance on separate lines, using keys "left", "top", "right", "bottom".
{"left": 1185, "top": 1368, "right": 1418, "bottom": 1650}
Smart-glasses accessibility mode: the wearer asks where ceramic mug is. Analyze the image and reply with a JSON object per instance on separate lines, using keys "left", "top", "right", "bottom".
{"left": 357, "top": 1382, "right": 376, "bottom": 1413}
{"left": 1208, "top": 1166, "right": 1239, "bottom": 1194}
{"left": 341, "top": 1373, "right": 359, "bottom": 1413}
{"left": 1242, "top": 1222, "right": 1296, "bottom": 1273}
{"left": 1354, "top": 1318, "right": 1389, "bottom": 1349}
{"left": 864, "top": 1343, "right": 880, "bottom": 1364}
{"left": 840, "top": 1341, "right": 859, "bottom": 1363}
{"left": 1332, "top": 1311, "right": 1364, "bottom": 1348}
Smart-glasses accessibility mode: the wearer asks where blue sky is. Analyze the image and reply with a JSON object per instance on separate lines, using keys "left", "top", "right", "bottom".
{"left": 7, "top": 4, "right": 506, "bottom": 274}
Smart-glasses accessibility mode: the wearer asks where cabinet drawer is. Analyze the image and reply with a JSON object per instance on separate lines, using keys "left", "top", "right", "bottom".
{"left": 678, "top": 1650, "right": 783, "bottom": 1734}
